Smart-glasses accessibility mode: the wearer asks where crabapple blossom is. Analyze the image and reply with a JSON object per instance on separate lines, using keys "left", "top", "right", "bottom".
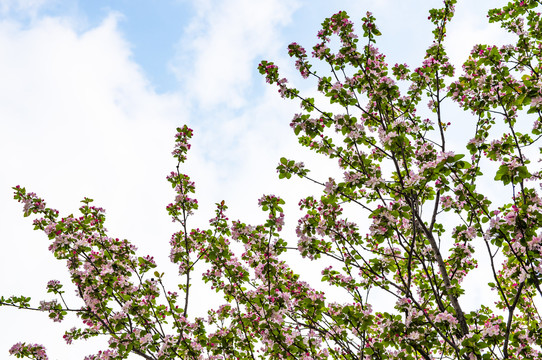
{"left": 4, "top": 0, "right": 542, "bottom": 359}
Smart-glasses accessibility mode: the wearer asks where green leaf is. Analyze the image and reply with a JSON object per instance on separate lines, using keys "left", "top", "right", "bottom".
{"left": 495, "top": 165, "right": 511, "bottom": 185}
{"left": 516, "top": 166, "right": 531, "bottom": 180}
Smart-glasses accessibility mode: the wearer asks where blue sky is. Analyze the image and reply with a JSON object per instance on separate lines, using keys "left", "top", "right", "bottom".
{"left": 0, "top": 0, "right": 514, "bottom": 358}
{"left": 75, "top": 0, "right": 194, "bottom": 93}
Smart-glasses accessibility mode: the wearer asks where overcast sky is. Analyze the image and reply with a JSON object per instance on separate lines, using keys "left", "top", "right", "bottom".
{"left": 0, "top": 0, "right": 515, "bottom": 358}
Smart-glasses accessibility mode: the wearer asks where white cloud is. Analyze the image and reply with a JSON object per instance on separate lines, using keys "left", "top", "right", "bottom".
{"left": 0, "top": 0, "right": 56, "bottom": 17}
{"left": 172, "top": 0, "right": 300, "bottom": 109}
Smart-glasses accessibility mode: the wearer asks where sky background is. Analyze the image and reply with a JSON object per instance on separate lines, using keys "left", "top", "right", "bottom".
{"left": 0, "top": 0, "right": 517, "bottom": 358}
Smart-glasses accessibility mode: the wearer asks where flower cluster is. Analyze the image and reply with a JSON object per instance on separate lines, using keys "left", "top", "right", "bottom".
{"left": 9, "top": 343, "right": 48, "bottom": 360}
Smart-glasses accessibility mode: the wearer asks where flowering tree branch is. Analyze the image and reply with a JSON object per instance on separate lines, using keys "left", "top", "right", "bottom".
{"left": 4, "top": 0, "right": 542, "bottom": 359}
